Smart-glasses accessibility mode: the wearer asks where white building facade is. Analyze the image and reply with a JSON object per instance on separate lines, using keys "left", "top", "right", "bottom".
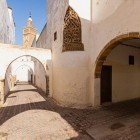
{"left": 0, "top": 1, "right": 51, "bottom": 105}
{"left": 1, "top": 0, "right": 140, "bottom": 108}
{"left": 32, "top": 0, "right": 140, "bottom": 108}
{"left": 0, "top": 0, "right": 15, "bottom": 44}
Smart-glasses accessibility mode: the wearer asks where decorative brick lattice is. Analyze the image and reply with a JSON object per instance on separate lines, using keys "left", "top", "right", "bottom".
{"left": 62, "top": 6, "right": 84, "bottom": 52}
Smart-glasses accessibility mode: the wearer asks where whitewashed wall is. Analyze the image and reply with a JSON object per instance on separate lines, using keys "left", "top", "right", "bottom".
{"left": 0, "top": 43, "right": 51, "bottom": 96}
{"left": 5, "top": 65, "right": 12, "bottom": 96}
{"left": 5, "top": 56, "right": 31, "bottom": 95}
{"left": 36, "top": 0, "right": 140, "bottom": 107}
{"left": 90, "top": 0, "right": 140, "bottom": 106}
{"left": 34, "top": 58, "right": 47, "bottom": 94}
{"left": 11, "top": 56, "right": 34, "bottom": 82}
{"left": 91, "top": 0, "right": 140, "bottom": 62}
{"left": 4, "top": 55, "right": 48, "bottom": 96}
{"left": 0, "top": 0, "right": 15, "bottom": 44}
{"left": 44, "top": 0, "right": 92, "bottom": 108}
{"left": 69, "top": 0, "right": 91, "bottom": 21}
{"left": 104, "top": 45, "right": 140, "bottom": 102}
{"left": 15, "top": 66, "right": 32, "bottom": 82}
{"left": 35, "top": 23, "right": 48, "bottom": 49}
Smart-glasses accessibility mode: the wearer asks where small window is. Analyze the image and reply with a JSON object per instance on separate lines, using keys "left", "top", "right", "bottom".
{"left": 129, "top": 55, "right": 134, "bottom": 65}
{"left": 54, "top": 32, "right": 57, "bottom": 41}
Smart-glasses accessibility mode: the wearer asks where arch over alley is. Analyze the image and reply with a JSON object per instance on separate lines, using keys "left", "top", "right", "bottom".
{"left": 0, "top": 43, "right": 52, "bottom": 104}
{"left": 94, "top": 32, "right": 140, "bottom": 106}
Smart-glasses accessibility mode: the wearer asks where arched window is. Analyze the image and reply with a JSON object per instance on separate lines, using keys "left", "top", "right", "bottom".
{"left": 62, "top": 6, "right": 84, "bottom": 52}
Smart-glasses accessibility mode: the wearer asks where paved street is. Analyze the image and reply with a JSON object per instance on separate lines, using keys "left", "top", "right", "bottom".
{"left": 0, "top": 83, "right": 140, "bottom": 139}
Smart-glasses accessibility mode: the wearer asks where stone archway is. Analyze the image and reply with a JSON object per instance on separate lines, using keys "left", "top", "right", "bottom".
{"left": 94, "top": 32, "right": 140, "bottom": 106}
{"left": 3, "top": 55, "right": 49, "bottom": 103}
{"left": 13, "top": 64, "right": 34, "bottom": 83}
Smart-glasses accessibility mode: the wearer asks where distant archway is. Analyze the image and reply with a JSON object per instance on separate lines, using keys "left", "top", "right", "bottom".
{"left": 13, "top": 64, "right": 33, "bottom": 75}
{"left": 5, "top": 55, "right": 46, "bottom": 74}
{"left": 4, "top": 55, "right": 49, "bottom": 101}
{"left": 13, "top": 64, "right": 33, "bottom": 83}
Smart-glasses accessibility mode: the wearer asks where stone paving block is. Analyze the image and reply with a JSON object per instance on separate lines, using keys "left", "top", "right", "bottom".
{"left": 0, "top": 83, "right": 140, "bottom": 139}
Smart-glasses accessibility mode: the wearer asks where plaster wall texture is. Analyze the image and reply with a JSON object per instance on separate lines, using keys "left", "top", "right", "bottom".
{"left": 69, "top": 0, "right": 91, "bottom": 20}
{"left": 8, "top": 8, "right": 15, "bottom": 44}
{"left": 4, "top": 53, "right": 50, "bottom": 96}
{"left": 34, "top": 58, "right": 47, "bottom": 93}
{"left": 89, "top": 0, "right": 140, "bottom": 106}
{"left": 0, "top": 43, "right": 51, "bottom": 96}
{"left": 0, "top": 43, "right": 51, "bottom": 77}
{"left": 35, "top": 0, "right": 140, "bottom": 107}
{"left": 92, "top": 0, "right": 124, "bottom": 23}
{"left": 5, "top": 65, "right": 12, "bottom": 96}
{"left": 0, "top": 0, "right": 15, "bottom": 44}
{"left": 35, "top": 23, "right": 48, "bottom": 49}
{"left": 45, "top": 0, "right": 92, "bottom": 108}
{"left": 91, "top": 0, "right": 140, "bottom": 62}
{"left": 15, "top": 66, "right": 33, "bottom": 82}
{"left": 5, "top": 63, "right": 33, "bottom": 96}
{"left": 9, "top": 56, "right": 47, "bottom": 94}
{"left": 11, "top": 57, "right": 34, "bottom": 82}
{"left": 105, "top": 45, "right": 140, "bottom": 102}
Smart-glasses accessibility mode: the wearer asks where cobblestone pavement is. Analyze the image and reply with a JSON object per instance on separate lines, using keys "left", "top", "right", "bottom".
{"left": 0, "top": 83, "right": 140, "bottom": 140}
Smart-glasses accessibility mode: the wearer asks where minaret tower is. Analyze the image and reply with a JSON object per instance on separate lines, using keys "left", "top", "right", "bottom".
{"left": 23, "top": 12, "right": 37, "bottom": 48}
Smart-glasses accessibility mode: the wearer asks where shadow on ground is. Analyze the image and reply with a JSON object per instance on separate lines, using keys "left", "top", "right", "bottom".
{"left": 1, "top": 84, "right": 140, "bottom": 139}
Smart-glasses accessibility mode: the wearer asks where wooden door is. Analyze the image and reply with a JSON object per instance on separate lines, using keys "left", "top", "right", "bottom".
{"left": 101, "top": 65, "right": 112, "bottom": 104}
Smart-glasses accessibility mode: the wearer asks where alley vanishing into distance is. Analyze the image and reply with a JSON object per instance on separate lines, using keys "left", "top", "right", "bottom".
{"left": 0, "top": 83, "right": 140, "bottom": 139}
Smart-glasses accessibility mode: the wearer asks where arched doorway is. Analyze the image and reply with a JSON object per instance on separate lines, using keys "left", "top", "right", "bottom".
{"left": 13, "top": 64, "right": 33, "bottom": 84}
{"left": 94, "top": 32, "right": 140, "bottom": 105}
{"left": 4, "top": 55, "right": 49, "bottom": 102}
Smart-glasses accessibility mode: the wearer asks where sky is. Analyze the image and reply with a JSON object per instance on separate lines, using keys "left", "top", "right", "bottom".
{"left": 7, "top": 0, "right": 47, "bottom": 45}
